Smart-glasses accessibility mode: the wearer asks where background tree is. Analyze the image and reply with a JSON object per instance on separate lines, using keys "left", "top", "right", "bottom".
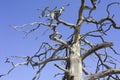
{"left": 1, "top": 0, "right": 120, "bottom": 80}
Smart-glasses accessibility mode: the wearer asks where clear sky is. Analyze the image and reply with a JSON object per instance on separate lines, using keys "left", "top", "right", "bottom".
{"left": 0, "top": 0, "right": 120, "bottom": 80}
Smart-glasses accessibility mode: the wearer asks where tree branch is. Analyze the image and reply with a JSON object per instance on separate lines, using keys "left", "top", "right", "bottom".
{"left": 84, "top": 0, "right": 96, "bottom": 10}
{"left": 84, "top": 68, "right": 120, "bottom": 80}
{"left": 54, "top": 64, "right": 69, "bottom": 73}
{"left": 76, "top": 0, "right": 85, "bottom": 26}
{"left": 57, "top": 19, "right": 76, "bottom": 28}
{"left": 32, "top": 64, "right": 46, "bottom": 80}
{"left": 33, "top": 56, "right": 68, "bottom": 66}
{"left": 81, "top": 42, "right": 113, "bottom": 60}
{"left": 0, "top": 61, "right": 28, "bottom": 78}
{"left": 84, "top": 17, "right": 120, "bottom": 29}
{"left": 50, "top": 33, "right": 69, "bottom": 47}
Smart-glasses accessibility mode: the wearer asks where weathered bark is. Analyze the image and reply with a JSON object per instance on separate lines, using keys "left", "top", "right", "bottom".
{"left": 67, "top": 0, "right": 84, "bottom": 79}
{"left": 67, "top": 0, "right": 84, "bottom": 78}
{"left": 69, "top": 45, "right": 82, "bottom": 80}
{"left": 68, "top": 26, "right": 82, "bottom": 80}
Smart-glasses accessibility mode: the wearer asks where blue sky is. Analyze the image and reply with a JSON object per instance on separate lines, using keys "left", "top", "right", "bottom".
{"left": 0, "top": 0, "right": 120, "bottom": 80}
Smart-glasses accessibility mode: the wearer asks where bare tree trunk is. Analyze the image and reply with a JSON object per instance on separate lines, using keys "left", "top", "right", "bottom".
{"left": 69, "top": 45, "right": 82, "bottom": 80}
{"left": 68, "top": 27, "right": 83, "bottom": 80}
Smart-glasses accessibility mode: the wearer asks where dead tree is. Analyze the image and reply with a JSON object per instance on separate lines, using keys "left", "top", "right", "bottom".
{"left": 1, "top": 0, "right": 120, "bottom": 80}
